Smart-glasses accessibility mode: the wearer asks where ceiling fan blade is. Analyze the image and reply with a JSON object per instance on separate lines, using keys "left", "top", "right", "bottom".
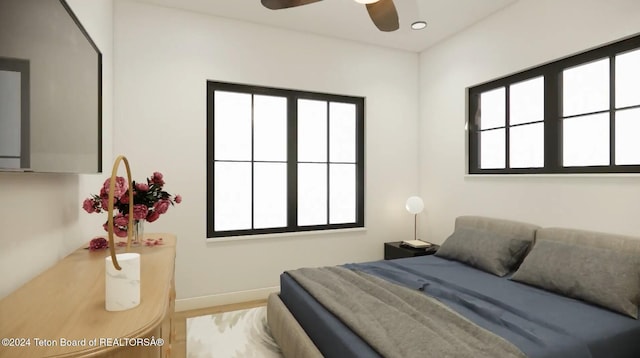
{"left": 366, "top": 0, "right": 399, "bottom": 32}
{"left": 261, "top": 0, "right": 323, "bottom": 10}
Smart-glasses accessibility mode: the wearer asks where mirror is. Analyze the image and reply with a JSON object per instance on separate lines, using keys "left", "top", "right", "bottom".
{"left": 0, "top": 0, "right": 102, "bottom": 173}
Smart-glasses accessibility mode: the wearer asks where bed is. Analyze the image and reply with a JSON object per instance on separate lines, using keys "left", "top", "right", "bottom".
{"left": 267, "top": 216, "right": 640, "bottom": 358}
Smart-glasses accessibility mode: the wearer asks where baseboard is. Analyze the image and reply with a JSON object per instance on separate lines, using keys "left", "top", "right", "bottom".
{"left": 175, "top": 286, "right": 280, "bottom": 312}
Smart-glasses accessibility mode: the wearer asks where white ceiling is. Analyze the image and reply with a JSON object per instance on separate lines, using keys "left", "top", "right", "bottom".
{"left": 134, "top": 0, "right": 517, "bottom": 52}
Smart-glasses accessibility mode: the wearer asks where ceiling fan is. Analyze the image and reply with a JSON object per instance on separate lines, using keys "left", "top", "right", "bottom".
{"left": 261, "top": 0, "right": 400, "bottom": 32}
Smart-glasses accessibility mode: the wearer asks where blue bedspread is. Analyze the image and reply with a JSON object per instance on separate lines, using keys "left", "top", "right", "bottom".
{"left": 280, "top": 255, "right": 640, "bottom": 358}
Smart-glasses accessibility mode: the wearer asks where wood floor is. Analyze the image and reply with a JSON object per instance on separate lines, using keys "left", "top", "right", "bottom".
{"left": 171, "top": 299, "right": 268, "bottom": 358}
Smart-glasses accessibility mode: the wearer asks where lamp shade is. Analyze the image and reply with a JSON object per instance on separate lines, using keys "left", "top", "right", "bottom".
{"left": 405, "top": 196, "right": 424, "bottom": 214}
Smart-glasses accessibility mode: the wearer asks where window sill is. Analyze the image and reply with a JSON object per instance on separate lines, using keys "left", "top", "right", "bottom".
{"left": 205, "top": 227, "right": 367, "bottom": 243}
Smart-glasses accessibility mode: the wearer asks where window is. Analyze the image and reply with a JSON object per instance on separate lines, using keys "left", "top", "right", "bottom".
{"left": 468, "top": 34, "right": 640, "bottom": 174}
{"left": 207, "top": 81, "right": 364, "bottom": 238}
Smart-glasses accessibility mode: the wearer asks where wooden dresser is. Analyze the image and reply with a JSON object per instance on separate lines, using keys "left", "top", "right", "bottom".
{"left": 0, "top": 234, "right": 176, "bottom": 358}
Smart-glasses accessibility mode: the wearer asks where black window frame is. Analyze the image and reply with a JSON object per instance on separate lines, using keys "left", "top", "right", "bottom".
{"left": 207, "top": 81, "right": 365, "bottom": 238}
{"left": 468, "top": 33, "right": 640, "bottom": 174}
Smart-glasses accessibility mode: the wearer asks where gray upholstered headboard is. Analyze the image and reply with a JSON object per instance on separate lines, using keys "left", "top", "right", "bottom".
{"left": 536, "top": 227, "right": 640, "bottom": 253}
{"left": 454, "top": 216, "right": 540, "bottom": 244}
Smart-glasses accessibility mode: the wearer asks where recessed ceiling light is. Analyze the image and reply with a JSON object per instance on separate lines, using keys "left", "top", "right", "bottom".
{"left": 411, "top": 21, "right": 427, "bottom": 30}
{"left": 354, "top": 0, "right": 380, "bottom": 4}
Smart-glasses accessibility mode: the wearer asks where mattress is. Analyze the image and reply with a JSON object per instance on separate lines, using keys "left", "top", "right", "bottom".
{"left": 280, "top": 255, "right": 640, "bottom": 358}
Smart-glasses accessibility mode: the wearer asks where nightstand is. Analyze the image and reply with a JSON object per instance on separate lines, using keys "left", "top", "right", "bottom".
{"left": 384, "top": 241, "right": 440, "bottom": 260}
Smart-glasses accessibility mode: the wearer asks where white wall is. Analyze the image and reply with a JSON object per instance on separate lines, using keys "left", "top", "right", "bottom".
{"left": 113, "top": 0, "right": 419, "bottom": 302}
{"left": 418, "top": 0, "right": 640, "bottom": 243}
{"left": 0, "top": 0, "right": 113, "bottom": 299}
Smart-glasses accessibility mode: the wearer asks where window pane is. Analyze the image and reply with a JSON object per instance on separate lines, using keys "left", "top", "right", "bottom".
{"left": 510, "top": 123, "right": 544, "bottom": 168}
{"left": 214, "top": 162, "right": 251, "bottom": 231}
{"left": 563, "top": 58, "right": 609, "bottom": 117}
{"left": 480, "top": 87, "right": 505, "bottom": 130}
{"left": 254, "top": 163, "right": 287, "bottom": 229}
{"left": 330, "top": 164, "right": 356, "bottom": 224}
{"left": 615, "top": 108, "right": 640, "bottom": 165}
{"left": 563, "top": 113, "right": 609, "bottom": 167}
{"left": 254, "top": 95, "right": 287, "bottom": 162}
{"left": 510, "top": 77, "right": 544, "bottom": 125}
{"left": 214, "top": 91, "right": 252, "bottom": 160}
{"left": 298, "top": 163, "right": 327, "bottom": 226}
{"left": 298, "top": 99, "right": 327, "bottom": 162}
{"left": 480, "top": 128, "right": 505, "bottom": 169}
{"left": 616, "top": 48, "right": 640, "bottom": 108}
{"left": 329, "top": 102, "right": 356, "bottom": 163}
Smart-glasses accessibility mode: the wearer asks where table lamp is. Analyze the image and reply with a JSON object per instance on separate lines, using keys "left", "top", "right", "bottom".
{"left": 403, "top": 196, "right": 431, "bottom": 248}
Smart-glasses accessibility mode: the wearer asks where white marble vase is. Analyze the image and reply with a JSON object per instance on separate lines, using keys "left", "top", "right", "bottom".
{"left": 105, "top": 253, "right": 141, "bottom": 311}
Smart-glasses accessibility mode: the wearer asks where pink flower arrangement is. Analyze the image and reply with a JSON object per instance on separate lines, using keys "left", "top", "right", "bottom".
{"left": 83, "top": 171, "right": 181, "bottom": 237}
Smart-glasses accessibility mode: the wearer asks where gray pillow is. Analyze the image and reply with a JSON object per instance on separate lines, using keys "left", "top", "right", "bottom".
{"left": 435, "top": 227, "right": 531, "bottom": 277}
{"left": 511, "top": 239, "right": 640, "bottom": 319}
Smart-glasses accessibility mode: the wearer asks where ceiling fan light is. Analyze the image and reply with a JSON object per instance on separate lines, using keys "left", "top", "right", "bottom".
{"left": 411, "top": 21, "right": 428, "bottom": 30}
{"left": 354, "top": 0, "right": 380, "bottom": 4}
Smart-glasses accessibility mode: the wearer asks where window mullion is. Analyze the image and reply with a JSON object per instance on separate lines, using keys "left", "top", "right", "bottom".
{"left": 326, "top": 101, "right": 330, "bottom": 225}
{"left": 251, "top": 95, "right": 255, "bottom": 230}
{"left": 287, "top": 96, "right": 298, "bottom": 229}
{"left": 505, "top": 87, "right": 511, "bottom": 169}
{"left": 609, "top": 55, "right": 616, "bottom": 166}
{"left": 544, "top": 70, "right": 561, "bottom": 172}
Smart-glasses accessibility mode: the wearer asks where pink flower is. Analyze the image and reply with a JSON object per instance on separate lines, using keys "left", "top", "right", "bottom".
{"left": 144, "top": 238, "right": 164, "bottom": 247}
{"left": 151, "top": 172, "right": 165, "bottom": 186}
{"left": 89, "top": 237, "right": 108, "bottom": 251}
{"left": 101, "top": 197, "right": 109, "bottom": 211}
{"left": 114, "top": 226, "right": 128, "bottom": 237}
{"left": 104, "top": 217, "right": 129, "bottom": 237}
{"left": 136, "top": 182, "right": 149, "bottom": 192}
{"left": 133, "top": 204, "right": 149, "bottom": 221}
{"left": 102, "top": 176, "right": 128, "bottom": 199}
{"left": 174, "top": 195, "right": 182, "bottom": 204}
{"left": 154, "top": 200, "right": 170, "bottom": 215}
{"left": 146, "top": 210, "right": 160, "bottom": 223}
{"left": 119, "top": 193, "right": 129, "bottom": 204}
{"left": 114, "top": 214, "right": 129, "bottom": 227}
{"left": 83, "top": 198, "right": 96, "bottom": 213}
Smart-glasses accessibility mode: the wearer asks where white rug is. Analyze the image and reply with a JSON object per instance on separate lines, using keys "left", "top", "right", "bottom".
{"left": 187, "top": 306, "right": 284, "bottom": 358}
